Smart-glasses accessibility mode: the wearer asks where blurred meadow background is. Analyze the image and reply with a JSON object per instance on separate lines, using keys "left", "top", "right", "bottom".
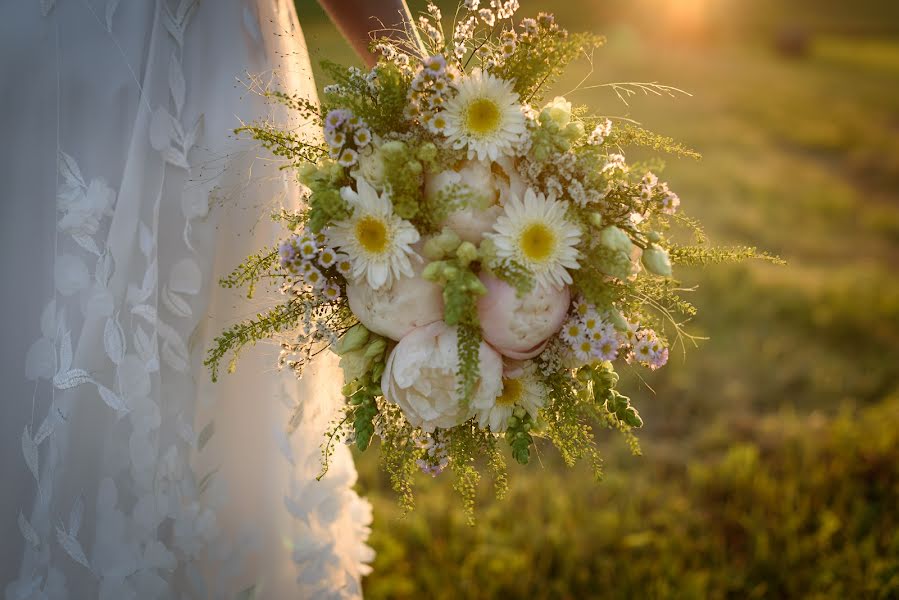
{"left": 296, "top": 0, "right": 899, "bottom": 597}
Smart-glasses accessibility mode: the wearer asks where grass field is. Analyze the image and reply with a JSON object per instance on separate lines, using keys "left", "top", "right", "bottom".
{"left": 295, "top": 2, "right": 899, "bottom": 596}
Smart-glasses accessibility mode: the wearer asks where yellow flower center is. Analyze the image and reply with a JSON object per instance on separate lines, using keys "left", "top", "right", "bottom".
{"left": 519, "top": 223, "right": 557, "bottom": 262}
{"left": 464, "top": 98, "right": 502, "bottom": 136}
{"left": 355, "top": 216, "right": 389, "bottom": 254}
{"left": 496, "top": 377, "right": 523, "bottom": 407}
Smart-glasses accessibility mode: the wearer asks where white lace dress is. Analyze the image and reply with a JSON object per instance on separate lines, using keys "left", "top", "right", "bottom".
{"left": 0, "top": 1, "right": 373, "bottom": 598}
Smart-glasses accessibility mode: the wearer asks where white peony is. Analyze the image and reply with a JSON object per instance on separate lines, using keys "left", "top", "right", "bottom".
{"left": 382, "top": 322, "right": 503, "bottom": 432}
{"left": 477, "top": 272, "right": 570, "bottom": 359}
{"left": 345, "top": 259, "right": 444, "bottom": 341}
{"left": 353, "top": 144, "right": 386, "bottom": 191}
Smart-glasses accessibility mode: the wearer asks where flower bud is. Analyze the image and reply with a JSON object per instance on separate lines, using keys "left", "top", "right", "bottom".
{"left": 642, "top": 245, "right": 672, "bottom": 277}
{"left": 599, "top": 226, "right": 633, "bottom": 255}
{"left": 422, "top": 238, "right": 446, "bottom": 260}
{"left": 541, "top": 96, "right": 572, "bottom": 128}
{"left": 608, "top": 308, "right": 628, "bottom": 332}
{"left": 588, "top": 212, "right": 604, "bottom": 228}
{"left": 647, "top": 231, "right": 662, "bottom": 243}
{"left": 455, "top": 241, "right": 479, "bottom": 266}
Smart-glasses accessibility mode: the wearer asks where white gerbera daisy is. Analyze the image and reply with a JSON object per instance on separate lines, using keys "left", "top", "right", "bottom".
{"left": 443, "top": 70, "right": 526, "bottom": 161}
{"left": 487, "top": 188, "right": 582, "bottom": 289}
{"left": 327, "top": 179, "right": 421, "bottom": 290}
{"left": 474, "top": 361, "right": 545, "bottom": 432}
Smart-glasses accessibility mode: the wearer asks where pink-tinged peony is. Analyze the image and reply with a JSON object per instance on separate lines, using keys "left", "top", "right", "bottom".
{"left": 424, "top": 160, "right": 503, "bottom": 244}
{"left": 382, "top": 322, "right": 503, "bottom": 432}
{"left": 345, "top": 260, "right": 444, "bottom": 341}
{"left": 477, "top": 272, "right": 570, "bottom": 359}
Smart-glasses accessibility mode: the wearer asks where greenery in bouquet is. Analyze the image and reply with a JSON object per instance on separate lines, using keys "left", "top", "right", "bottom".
{"left": 206, "top": 0, "right": 777, "bottom": 518}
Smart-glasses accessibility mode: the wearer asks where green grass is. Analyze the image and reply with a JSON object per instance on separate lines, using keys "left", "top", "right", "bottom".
{"left": 294, "top": 3, "right": 899, "bottom": 596}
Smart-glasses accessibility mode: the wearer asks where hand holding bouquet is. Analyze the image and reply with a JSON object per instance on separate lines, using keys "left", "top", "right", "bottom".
{"left": 208, "top": 1, "right": 774, "bottom": 515}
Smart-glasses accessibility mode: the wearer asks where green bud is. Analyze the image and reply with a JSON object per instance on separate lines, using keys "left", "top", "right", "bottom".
{"left": 642, "top": 245, "right": 673, "bottom": 278}
{"left": 422, "top": 238, "right": 446, "bottom": 261}
{"left": 422, "top": 261, "right": 445, "bottom": 281}
{"left": 436, "top": 228, "right": 461, "bottom": 253}
{"left": 417, "top": 142, "right": 438, "bottom": 162}
{"left": 588, "top": 212, "right": 604, "bottom": 228}
{"left": 336, "top": 324, "right": 369, "bottom": 355}
{"left": 563, "top": 121, "right": 585, "bottom": 140}
{"left": 407, "top": 160, "right": 422, "bottom": 175}
{"left": 466, "top": 277, "right": 487, "bottom": 296}
{"left": 442, "top": 265, "right": 459, "bottom": 280}
{"left": 380, "top": 140, "right": 406, "bottom": 156}
{"left": 455, "top": 241, "right": 479, "bottom": 266}
{"left": 508, "top": 416, "right": 520, "bottom": 428}
{"left": 363, "top": 337, "right": 387, "bottom": 360}
{"left": 599, "top": 226, "right": 633, "bottom": 255}
{"left": 647, "top": 231, "right": 662, "bottom": 243}
{"left": 512, "top": 406, "right": 526, "bottom": 419}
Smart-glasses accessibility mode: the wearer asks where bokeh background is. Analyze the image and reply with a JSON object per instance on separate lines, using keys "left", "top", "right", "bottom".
{"left": 296, "top": 1, "right": 899, "bottom": 597}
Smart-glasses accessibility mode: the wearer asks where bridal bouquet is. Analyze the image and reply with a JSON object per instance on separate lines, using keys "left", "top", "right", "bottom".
{"left": 208, "top": 2, "right": 771, "bottom": 514}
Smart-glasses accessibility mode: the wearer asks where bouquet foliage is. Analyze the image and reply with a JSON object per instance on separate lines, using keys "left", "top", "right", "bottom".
{"left": 207, "top": 1, "right": 775, "bottom": 517}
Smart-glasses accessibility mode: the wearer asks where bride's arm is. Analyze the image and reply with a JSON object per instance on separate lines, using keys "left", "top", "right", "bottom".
{"left": 317, "top": 0, "right": 425, "bottom": 67}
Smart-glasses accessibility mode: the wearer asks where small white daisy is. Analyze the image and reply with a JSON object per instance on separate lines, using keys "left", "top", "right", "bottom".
{"left": 318, "top": 247, "right": 338, "bottom": 268}
{"left": 322, "top": 281, "right": 341, "bottom": 301}
{"left": 423, "top": 55, "right": 447, "bottom": 77}
{"left": 442, "top": 70, "right": 527, "bottom": 161}
{"left": 487, "top": 188, "right": 582, "bottom": 289}
{"left": 335, "top": 254, "right": 353, "bottom": 277}
{"left": 573, "top": 337, "right": 595, "bottom": 364}
{"left": 561, "top": 319, "right": 583, "bottom": 346}
{"left": 304, "top": 265, "right": 326, "bottom": 289}
{"left": 337, "top": 148, "right": 359, "bottom": 167}
{"left": 298, "top": 237, "right": 318, "bottom": 260}
{"left": 474, "top": 362, "right": 545, "bottom": 432}
{"left": 327, "top": 179, "right": 421, "bottom": 290}
{"left": 325, "top": 129, "right": 346, "bottom": 149}
{"left": 593, "top": 334, "right": 619, "bottom": 361}
{"left": 353, "top": 128, "right": 372, "bottom": 147}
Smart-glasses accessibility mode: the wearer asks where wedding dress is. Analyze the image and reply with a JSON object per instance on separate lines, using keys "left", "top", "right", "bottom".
{"left": 0, "top": 1, "right": 373, "bottom": 598}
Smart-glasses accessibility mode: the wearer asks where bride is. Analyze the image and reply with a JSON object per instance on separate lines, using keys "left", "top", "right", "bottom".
{"left": 0, "top": 0, "right": 417, "bottom": 597}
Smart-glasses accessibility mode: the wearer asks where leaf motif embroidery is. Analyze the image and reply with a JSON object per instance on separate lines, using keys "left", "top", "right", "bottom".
{"left": 58, "top": 151, "right": 85, "bottom": 190}
{"left": 105, "top": 0, "right": 121, "bottom": 33}
{"left": 183, "top": 115, "right": 204, "bottom": 155}
{"left": 54, "top": 369, "right": 93, "bottom": 390}
{"left": 69, "top": 495, "right": 85, "bottom": 538}
{"left": 95, "top": 249, "right": 114, "bottom": 288}
{"left": 56, "top": 527, "right": 91, "bottom": 571}
{"left": 169, "top": 54, "right": 186, "bottom": 117}
{"left": 176, "top": 415, "right": 197, "bottom": 448}
{"left": 18, "top": 512, "right": 40, "bottom": 548}
{"left": 34, "top": 411, "right": 56, "bottom": 445}
{"left": 104, "top": 312, "right": 126, "bottom": 365}
{"left": 97, "top": 384, "right": 129, "bottom": 414}
{"left": 58, "top": 330, "right": 73, "bottom": 374}
{"left": 162, "top": 340, "right": 189, "bottom": 373}
{"left": 70, "top": 232, "right": 101, "bottom": 256}
{"left": 162, "top": 285, "right": 192, "bottom": 318}
{"left": 139, "top": 221, "right": 155, "bottom": 258}
{"left": 21, "top": 427, "right": 38, "bottom": 484}
{"left": 197, "top": 420, "right": 215, "bottom": 452}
